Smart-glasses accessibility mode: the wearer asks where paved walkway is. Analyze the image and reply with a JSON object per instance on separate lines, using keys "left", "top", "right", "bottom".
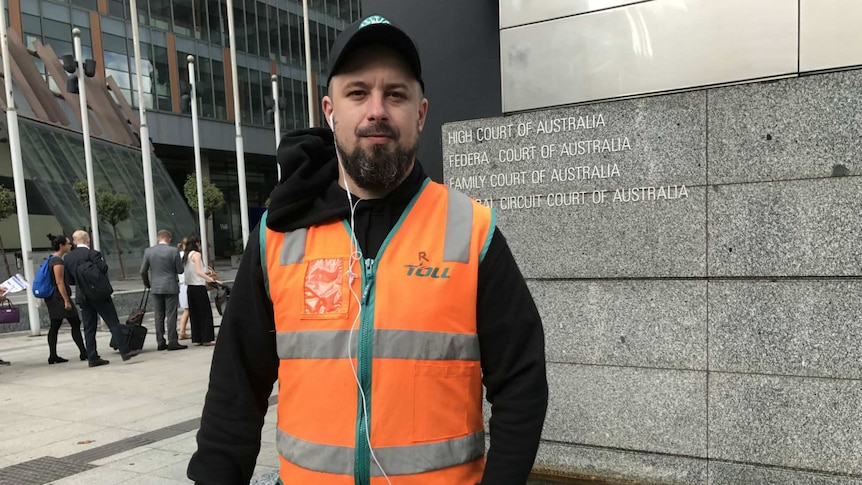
{"left": 0, "top": 262, "right": 281, "bottom": 485}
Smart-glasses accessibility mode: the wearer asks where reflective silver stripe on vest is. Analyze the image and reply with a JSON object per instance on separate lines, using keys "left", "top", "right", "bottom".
{"left": 443, "top": 190, "right": 473, "bottom": 263}
{"left": 280, "top": 228, "right": 307, "bottom": 265}
{"left": 276, "top": 329, "right": 480, "bottom": 361}
{"left": 276, "top": 428, "right": 485, "bottom": 476}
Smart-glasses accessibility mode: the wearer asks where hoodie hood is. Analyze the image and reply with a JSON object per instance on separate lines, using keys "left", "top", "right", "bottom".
{"left": 266, "top": 127, "right": 347, "bottom": 232}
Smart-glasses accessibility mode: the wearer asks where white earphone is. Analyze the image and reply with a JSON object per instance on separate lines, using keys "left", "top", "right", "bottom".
{"left": 329, "top": 112, "right": 335, "bottom": 131}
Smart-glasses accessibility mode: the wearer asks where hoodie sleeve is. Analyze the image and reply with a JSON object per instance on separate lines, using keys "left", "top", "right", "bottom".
{"left": 188, "top": 223, "right": 279, "bottom": 485}
{"left": 478, "top": 228, "right": 548, "bottom": 485}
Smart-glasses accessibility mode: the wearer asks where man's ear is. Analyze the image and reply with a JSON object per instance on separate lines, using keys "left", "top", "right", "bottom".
{"left": 322, "top": 96, "right": 334, "bottom": 129}
{"left": 417, "top": 97, "right": 428, "bottom": 133}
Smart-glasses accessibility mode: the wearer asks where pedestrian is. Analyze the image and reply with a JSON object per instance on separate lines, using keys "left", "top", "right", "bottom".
{"left": 181, "top": 236, "right": 216, "bottom": 346}
{"left": 64, "top": 230, "right": 141, "bottom": 367}
{"left": 189, "top": 15, "right": 548, "bottom": 485}
{"left": 0, "top": 286, "right": 10, "bottom": 366}
{"left": 177, "top": 238, "right": 191, "bottom": 340}
{"left": 44, "top": 234, "right": 87, "bottom": 364}
{"left": 140, "top": 229, "right": 186, "bottom": 351}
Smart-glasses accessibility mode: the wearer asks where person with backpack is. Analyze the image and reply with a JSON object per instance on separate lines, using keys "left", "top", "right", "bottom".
{"left": 64, "top": 230, "right": 141, "bottom": 367}
{"left": 40, "top": 234, "right": 87, "bottom": 364}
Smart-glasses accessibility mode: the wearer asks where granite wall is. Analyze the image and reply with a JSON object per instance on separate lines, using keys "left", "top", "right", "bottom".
{"left": 443, "top": 69, "right": 862, "bottom": 485}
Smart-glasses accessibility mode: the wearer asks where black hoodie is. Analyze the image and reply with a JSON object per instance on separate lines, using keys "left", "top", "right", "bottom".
{"left": 188, "top": 128, "right": 548, "bottom": 485}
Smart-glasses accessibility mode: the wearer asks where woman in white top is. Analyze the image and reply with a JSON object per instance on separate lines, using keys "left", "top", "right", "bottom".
{"left": 177, "top": 238, "right": 190, "bottom": 340}
{"left": 182, "top": 236, "right": 216, "bottom": 345}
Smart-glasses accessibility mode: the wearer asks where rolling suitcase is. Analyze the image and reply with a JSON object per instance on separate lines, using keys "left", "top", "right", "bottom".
{"left": 110, "top": 290, "right": 149, "bottom": 351}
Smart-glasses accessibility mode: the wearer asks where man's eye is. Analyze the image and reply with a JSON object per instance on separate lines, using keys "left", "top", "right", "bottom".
{"left": 348, "top": 90, "right": 365, "bottom": 97}
{"left": 388, "top": 91, "right": 406, "bottom": 99}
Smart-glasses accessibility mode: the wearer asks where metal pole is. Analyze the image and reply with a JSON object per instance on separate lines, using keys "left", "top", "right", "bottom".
{"left": 225, "top": 0, "right": 250, "bottom": 246}
{"left": 129, "top": 0, "right": 157, "bottom": 247}
{"left": 72, "top": 29, "right": 99, "bottom": 252}
{"left": 1, "top": 2, "right": 40, "bottom": 336}
{"left": 271, "top": 74, "right": 281, "bottom": 181}
{"left": 188, "top": 56, "right": 208, "bottom": 267}
{"left": 302, "top": 0, "right": 315, "bottom": 127}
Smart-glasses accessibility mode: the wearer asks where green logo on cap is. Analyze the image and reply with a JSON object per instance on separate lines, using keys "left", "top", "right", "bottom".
{"left": 359, "top": 15, "right": 390, "bottom": 28}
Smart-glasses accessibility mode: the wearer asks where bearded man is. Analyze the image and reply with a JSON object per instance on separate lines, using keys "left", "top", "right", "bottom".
{"left": 189, "top": 14, "right": 547, "bottom": 485}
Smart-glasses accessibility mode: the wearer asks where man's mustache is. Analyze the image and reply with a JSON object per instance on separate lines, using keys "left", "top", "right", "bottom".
{"left": 356, "top": 122, "right": 399, "bottom": 139}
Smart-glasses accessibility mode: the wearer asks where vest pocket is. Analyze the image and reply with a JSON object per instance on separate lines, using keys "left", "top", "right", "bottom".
{"left": 300, "top": 257, "right": 349, "bottom": 319}
{"left": 413, "top": 361, "right": 475, "bottom": 442}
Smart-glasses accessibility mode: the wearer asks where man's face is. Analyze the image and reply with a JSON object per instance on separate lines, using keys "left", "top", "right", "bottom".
{"left": 323, "top": 45, "right": 428, "bottom": 194}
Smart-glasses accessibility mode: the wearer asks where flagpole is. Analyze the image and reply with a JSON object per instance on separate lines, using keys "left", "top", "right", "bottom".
{"left": 271, "top": 74, "right": 281, "bottom": 180}
{"left": 225, "top": 0, "right": 250, "bottom": 246}
{"left": 188, "top": 56, "right": 208, "bottom": 266}
{"left": 302, "top": 0, "right": 315, "bottom": 127}
{"left": 0, "top": 1, "right": 40, "bottom": 336}
{"left": 129, "top": 0, "right": 157, "bottom": 246}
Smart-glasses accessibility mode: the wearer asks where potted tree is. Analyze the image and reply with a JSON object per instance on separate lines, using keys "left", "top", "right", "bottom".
{"left": 183, "top": 175, "right": 225, "bottom": 261}
{"left": 74, "top": 181, "right": 132, "bottom": 280}
{"left": 231, "top": 238, "right": 243, "bottom": 268}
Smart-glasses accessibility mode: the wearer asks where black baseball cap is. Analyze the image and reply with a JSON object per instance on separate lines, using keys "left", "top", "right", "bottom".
{"left": 327, "top": 14, "right": 424, "bottom": 91}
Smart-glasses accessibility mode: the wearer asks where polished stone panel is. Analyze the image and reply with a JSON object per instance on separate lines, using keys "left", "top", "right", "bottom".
{"left": 709, "top": 280, "right": 862, "bottom": 379}
{"left": 709, "top": 373, "right": 862, "bottom": 475}
{"left": 545, "top": 363, "right": 707, "bottom": 457}
{"left": 709, "top": 461, "right": 862, "bottom": 485}
{"left": 708, "top": 177, "right": 862, "bottom": 277}
{"left": 531, "top": 280, "right": 706, "bottom": 370}
{"left": 708, "top": 70, "right": 862, "bottom": 184}
{"left": 532, "top": 441, "right": 707, "bottom": 485}
{"left": 498, "top": 185, "right": 705, "bottom": 279}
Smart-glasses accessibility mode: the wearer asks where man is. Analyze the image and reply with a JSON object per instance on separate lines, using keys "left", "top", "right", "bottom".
{"left": 65, "top": 230, "right": 141, "bottom": 367}
{"left": 140, "top": 229, "right": 186, "bottom": 351}
{"left": 189, "top": 15, "right": 547, "bottom": 485}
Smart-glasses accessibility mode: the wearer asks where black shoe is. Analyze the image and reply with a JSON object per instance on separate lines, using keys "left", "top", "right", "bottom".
{"left": 121, "top": 349, "right": 141, "bottom": 361}
{"left": 48, "top": 356, "right": 69, "bottom": 364}
{"left": 80, "top": 353, "right": 88, "bottom": 361}
{"left": 157, "top": 343, "right": 168, "bottom": 351}
{"left": 88, "top": 358, "right": 110, "bottom": 367}
{"left": 167, "top": 343, "right": 188, "bottom": 351}
{"left": 0, "top": 359, "right": 11, "bottom": 366}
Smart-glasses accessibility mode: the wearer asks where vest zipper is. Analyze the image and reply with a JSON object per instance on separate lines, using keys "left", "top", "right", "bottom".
{"left": 355, "top": 257, "right": 375, "bottom": 485}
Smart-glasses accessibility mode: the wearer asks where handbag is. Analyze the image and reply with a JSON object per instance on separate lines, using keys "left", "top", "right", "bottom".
{"left": 205, "top": 266, "right": 218, "bottom": 291}
{"left": 214, "top": 283, "right": 230, "bottom": 316}
{"left": 126, "top": 288, "right": 149, "bottom": 325}
{"left": 0, "top": 299, "right": 20, "bottom": 324}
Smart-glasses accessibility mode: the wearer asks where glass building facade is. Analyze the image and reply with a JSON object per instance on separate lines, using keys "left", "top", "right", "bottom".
{"left": 4, "top": 0, "right": 362, "bottom": 257}
{"left": 19, "top": 0, "right": 361, "bottom": 129}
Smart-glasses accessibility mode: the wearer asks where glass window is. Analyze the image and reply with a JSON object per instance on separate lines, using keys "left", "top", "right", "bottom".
{"left": 108, "top": 0, "right": 127, "bottom": 19}
{"left": 208, "top": 0, "right": 224, "bottom": 45}
{"left": 173, "top": 0, "right": 194, "bottom": 37}
{"left": 71, "top": 0, "right": 98, "bottom": 10}
{"left": 193, "top": 0, "right": 208, "bottom": 41}
{"left": 212, "top": 59, "right": 227, "bottom": 119}
{"left": 42, "top": 18, "right": 72, "bottom": 42}
{"left": 231, "top": 0, "right": 245, "bottom": 52}
{"left": 268, "top": 5, "right": 280, "bottom": 62}
{"left": 153, "top": 45, "right": 172, "bottom": 111}
{"left": 197, "top": 56, "right": 216, "bottom": 118}
{"left": 257, "top": 1, "right": 269, "bottom": 59}
{"left": 244, "top": 0, "right": 258, "bottom": 56}
{"left": 149, "top": 0, "right": 172, "bottom": 31}
{"left": 136, "top": 0, "right": 150, "bottom": 26}
{"left": 238, "top": 66, "right": 250, "bottom": 123}
{"left": 250, "top": 70, "right": 264, "bottom": 125}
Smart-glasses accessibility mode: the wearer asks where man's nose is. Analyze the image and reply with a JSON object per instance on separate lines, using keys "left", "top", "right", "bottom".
{"left": 365, "top": 91, "right": 389, "bottom": 122}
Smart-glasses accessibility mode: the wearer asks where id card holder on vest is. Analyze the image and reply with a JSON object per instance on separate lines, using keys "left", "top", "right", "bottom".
{"left": 301, "top": 257, "right": 350, "bottom": 319}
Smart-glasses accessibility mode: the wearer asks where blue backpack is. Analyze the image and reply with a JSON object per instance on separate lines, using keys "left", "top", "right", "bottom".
{"left": 32, "top": 257, "right": 56, "bottom": 299}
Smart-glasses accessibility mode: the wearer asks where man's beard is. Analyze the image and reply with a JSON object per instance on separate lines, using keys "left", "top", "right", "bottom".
{"left": 336, "top": 122, "right": 418, "bottom": 194}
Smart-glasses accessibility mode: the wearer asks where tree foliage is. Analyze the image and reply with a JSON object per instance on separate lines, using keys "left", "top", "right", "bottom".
{"left": 0, "top": 186, "right": 13, "bottom": 220}
{"left": 73, "top": 181, "right": 132, "bottom": 279}
{"left": 183, "top": 175, "right": 225, "bottom": 217}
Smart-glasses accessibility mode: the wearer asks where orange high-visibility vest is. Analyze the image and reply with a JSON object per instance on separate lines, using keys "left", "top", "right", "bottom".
{"left": 261, "top": 179, "right": 496, "bottom": 484}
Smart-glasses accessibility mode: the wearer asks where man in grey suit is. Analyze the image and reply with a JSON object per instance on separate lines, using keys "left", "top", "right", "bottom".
{"left": 140, "top": 229, "right": 186, "bottom": 351}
